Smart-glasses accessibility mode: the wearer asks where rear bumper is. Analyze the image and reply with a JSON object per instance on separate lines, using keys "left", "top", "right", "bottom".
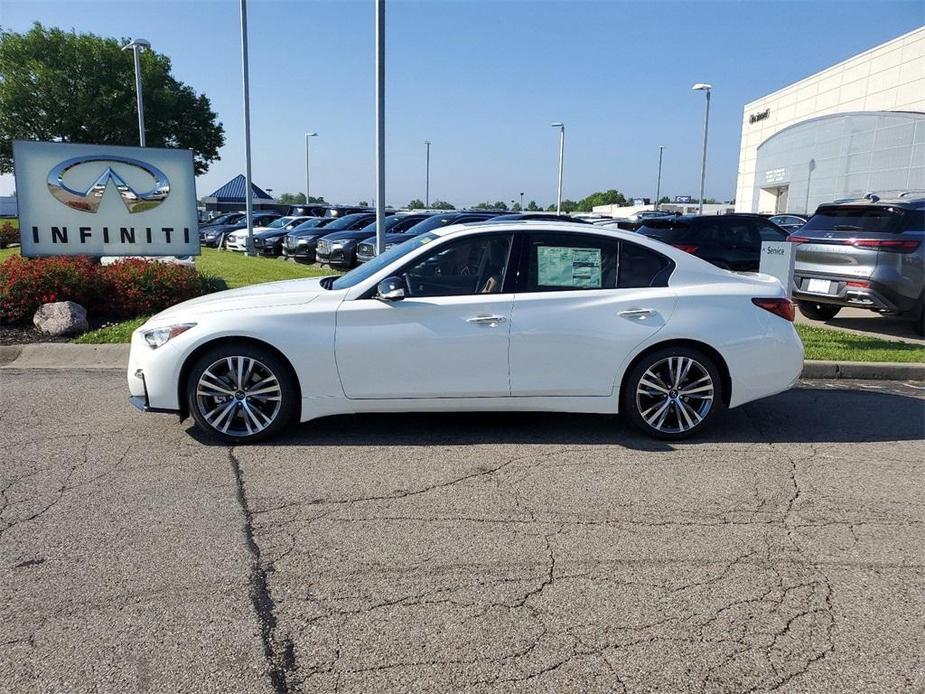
{"left": 792, "top": 271, "right": 917, "bottom": 314}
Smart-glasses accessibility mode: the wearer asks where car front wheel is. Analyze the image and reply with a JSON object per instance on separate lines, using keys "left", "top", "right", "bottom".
{"left": 797, "top": 301, "right": 841, "bottom": 321}
{"left": 623, "top": 347, "right": 723, "bottom": 440}
{"left": 186, "top": 343, "right": 297, "bottom": 443}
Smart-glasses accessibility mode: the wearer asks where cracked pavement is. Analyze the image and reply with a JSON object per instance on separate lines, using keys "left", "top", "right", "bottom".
{"left": 0, "top": 369, "right": 922, "bottom": 693}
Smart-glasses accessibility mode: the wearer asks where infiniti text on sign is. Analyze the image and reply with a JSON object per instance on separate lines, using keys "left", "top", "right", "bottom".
{"left": 13, "top": 141, "right": 199, "bottom": 257}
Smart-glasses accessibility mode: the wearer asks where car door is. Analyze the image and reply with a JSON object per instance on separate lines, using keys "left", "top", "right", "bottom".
{"left": 508, "top": 232, "right": 677, "bottom": 397}
{"left": 335, "top": 232, "right": 515, "bottom": 399}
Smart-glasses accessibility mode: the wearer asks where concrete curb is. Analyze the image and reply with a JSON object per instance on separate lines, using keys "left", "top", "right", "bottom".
{"left": 0, "top": 343, "right": 130, "bottom": 369}
{"left": 800, "top": 359, "right": 925, "bottom": 381}
{"left": 0, "top": 342, "right": 922, "bottom": 381}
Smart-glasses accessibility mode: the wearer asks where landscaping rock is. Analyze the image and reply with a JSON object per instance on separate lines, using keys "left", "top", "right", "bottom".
{"left": 33, "top": 301, "right": 89, "bottom": 336}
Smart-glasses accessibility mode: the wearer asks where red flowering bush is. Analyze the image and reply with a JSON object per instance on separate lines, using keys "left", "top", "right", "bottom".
{"left": 0, "top": 256, "right": 215, "bottom": 323}
{"left": 0, "top": 222, "right": 19, "bottom": 248}
{"left": 103, "top": 259, "right": 214, "bottom": 318}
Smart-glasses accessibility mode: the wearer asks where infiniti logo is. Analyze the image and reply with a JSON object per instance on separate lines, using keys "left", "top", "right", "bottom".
{"left": 47, "top": 155, "right": 170, "bottom": 214}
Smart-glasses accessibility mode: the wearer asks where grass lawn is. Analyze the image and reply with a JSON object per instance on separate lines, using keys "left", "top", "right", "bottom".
{"left": 73, "top": 316, "right": 149, "bottom": 344}
{"left": 196, "top": 247, "right": 333, "bottom": 288}
{"left": 796, "top": 323, "right": 924, "bottom": 363}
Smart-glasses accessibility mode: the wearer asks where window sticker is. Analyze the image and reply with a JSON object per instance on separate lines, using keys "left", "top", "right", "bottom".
{"left": 537, "top": 246, "right": 602, "bottom": 288}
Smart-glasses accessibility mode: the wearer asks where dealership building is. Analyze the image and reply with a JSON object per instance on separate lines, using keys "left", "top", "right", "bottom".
{"left": 735, "top": 26, "right": 925, "bottom": 215}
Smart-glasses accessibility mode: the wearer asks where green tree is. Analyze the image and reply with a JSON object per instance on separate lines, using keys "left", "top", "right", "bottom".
{"left": 658, "top": 196, "right": 671, "bottom": 205}
{"left": 545, "top": 200, "right": 578, "bottom": 213}
{"left": 511, "top": 202, "right": 522, "bottom": 212}
{"left": 526, "top": 200, "right": 541, "bottom": 211}
{"left": 277, "top": 192, "right": 306, "bottom": 204}
{"left": 430, "top": 200, "right": 455, "bottom": 210}
{"left": 472, "top": 201, "right": 508, "bottom": 211}
{"left": 0, "top": 23, "right": 225, "bottom": 174}
{"left": 358, "top": 201, "right": 369, "bottom": 207}
{"left": 306, "top": 195, "right": 327, "bottom": 204}
{"left": 576, "top": 189, "right": 627, "bottom": 212}
{"left": 407, "top": 199, "right": 425, "bottom": 209}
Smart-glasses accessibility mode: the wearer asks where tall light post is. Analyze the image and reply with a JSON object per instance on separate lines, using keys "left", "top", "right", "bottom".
{"left": 121, "top": 38, "right": 150, "bottom": 147}
{"left": 424, "top": 140, "right": 431, "bottom": 208}
{"left": 655, "top": 145, "right": 665, "bottom": 211}
{"left": 692, "top": 83, "right": 712, "bottom": 215}
{"left": 305, "top": 132, "right": 318, "bottom": 203}
{"left": 520, "top": 192, "right": 524, "bottom": 211}
{"left": 374, "top": 0, "right": 386, "bottom": 254}
{"left": 239, "top": 0, "right": 256, "bottom": 256}
{"left": 551, "top": 122, "right": 565, "bottom": 215}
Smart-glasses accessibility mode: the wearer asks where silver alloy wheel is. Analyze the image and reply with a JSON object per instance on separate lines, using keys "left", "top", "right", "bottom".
{"left": 634, "top": 356, "right": 715, "bottom": 434}
{"left": 195, "top": 356, "right": 282, "bottom": 437}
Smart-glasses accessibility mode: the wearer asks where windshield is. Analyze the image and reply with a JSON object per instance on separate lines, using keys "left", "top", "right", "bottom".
{"left": 320, "top": 213, "right": 372, "bottom": 231}
{"left": 207, "top": 213, "right": 244, "bottom": 226}
{"left": 290, "top": 218, "right": 329, "bottom": 231}
{"left": 331, "top": 233, "right": 439, "bottom": 290}
{"left": 357, "top": 216, "right": 401, "bottom": 235}
{"left": 401, "top": 214, "right": 459, "bottom": 236}
{"left": 265, "top": 217, "right": 294, "bottom": 229}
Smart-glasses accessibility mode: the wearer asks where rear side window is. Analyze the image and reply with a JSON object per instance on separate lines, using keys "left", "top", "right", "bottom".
{"left": 637, "top": 221, "right": 690, "bottom": 243}
{"left": 523, "top": 233, "right": 618, "bottom": 291}
{"left": 618, "top": 242, "right": 674, "bottom": 288}
{"left": 754, "top": 221, "right": 788, "bottom": 241}
{"left": 803, "top": 207, "right": 905, "bottom": 234}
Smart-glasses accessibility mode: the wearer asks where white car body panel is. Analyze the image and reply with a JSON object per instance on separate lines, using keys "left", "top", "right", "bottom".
{"left": 128, "top": 222, "right": 804, "bottom": 423}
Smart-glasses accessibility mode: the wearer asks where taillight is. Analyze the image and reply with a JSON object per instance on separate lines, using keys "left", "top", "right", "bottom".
{"left": 852, "top": 239, "right": 920, "bottom": 252}
{"left": 845, "top": 280, "right": 869, "bottom": 288}
{"left": 752, "top": 297, "right": 795, "bottom": 322}
{"left": 672, "top": 244, "right": 699, "bottom": 254}
{"left": 788, "top": 235, "right": 809, "bottom": 244}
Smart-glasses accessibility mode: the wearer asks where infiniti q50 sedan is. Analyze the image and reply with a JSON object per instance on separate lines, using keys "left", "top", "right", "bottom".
{"left": 127, "top": 221, "right": 803, "bottom": 442}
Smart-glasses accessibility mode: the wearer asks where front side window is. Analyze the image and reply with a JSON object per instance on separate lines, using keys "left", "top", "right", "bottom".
{"left": 524, "top": 233, "right": 617, "bottom": 292}
{"left": 401, "top": 234, "right": 513, "bottom": 297}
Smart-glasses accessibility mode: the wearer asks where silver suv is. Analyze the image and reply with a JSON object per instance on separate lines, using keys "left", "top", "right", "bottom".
{"left": 791, "top": 195, "right": 924, "bottom": 335}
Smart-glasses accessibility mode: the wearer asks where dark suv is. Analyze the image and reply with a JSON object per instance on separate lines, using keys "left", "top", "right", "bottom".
{"left": 790, "top": 196, "right": 924, "bottom": 333}
{"left": 636, "top": 214, "right": 789, "bottom": 272}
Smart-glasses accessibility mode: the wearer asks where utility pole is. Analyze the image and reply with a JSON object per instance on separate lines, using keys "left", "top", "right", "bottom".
{"left": 375, "top": 0, "right": 386, "bottom": 254}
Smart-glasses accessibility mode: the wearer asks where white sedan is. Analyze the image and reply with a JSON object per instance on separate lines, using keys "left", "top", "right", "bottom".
{"left": 224, "top": 216, "right": 310, "bottom": 251}
{"left": 127, "top": 221, "right": 803, "bottom": 442}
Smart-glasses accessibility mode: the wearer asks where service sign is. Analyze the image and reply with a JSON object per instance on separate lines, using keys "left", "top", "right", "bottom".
{"left": 758, "top": 240, "right": 795, "bottom": 296}
{"left": 13, "top": 140, "right": 199, "bottom": 257}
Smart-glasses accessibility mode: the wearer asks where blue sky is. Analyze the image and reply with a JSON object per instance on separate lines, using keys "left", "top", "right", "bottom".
{"left": 1, "top": 1, "right": 922, "bottom": 207}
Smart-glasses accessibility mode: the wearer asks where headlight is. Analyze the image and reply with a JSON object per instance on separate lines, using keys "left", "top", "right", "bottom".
{"left": 142, "top": 323, "right": 196, "bottom": 349}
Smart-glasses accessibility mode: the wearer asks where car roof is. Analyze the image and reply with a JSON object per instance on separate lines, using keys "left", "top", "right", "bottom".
{"left": 433, "top": 219, "right": 681, "bottom": 250}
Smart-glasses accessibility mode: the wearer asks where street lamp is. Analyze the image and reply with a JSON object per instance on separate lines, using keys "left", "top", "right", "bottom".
{"left": 240, "top": 0, "right": 255, "bottom": 256}
{"left": 520, "top": 192, "right": 524, "bottom": 211}
{"left": 424, "top": 140, "right": 431, "bottom": 208}
{"left": 692, "top": 83, "right": 712, "bottom": 215}
{"left": 374, "top": 0, "right": 386, "bottom": 254}
{"left": 305, "top": 132, "right": 318, "bottom": 203}
{"left": 655, "top": 145, "right": 665, "bottom": 211}
{"left": 551, "top": 122, "right": 565, "bottom": 215}
{"left": 121, "top": 38, "right": 150, "bottom": 147}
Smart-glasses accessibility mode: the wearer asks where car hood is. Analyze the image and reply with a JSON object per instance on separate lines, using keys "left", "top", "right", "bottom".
{"left": 149, "top": 277, "right": 330, "bottom": 322}
{"left": 358, "top": 233, "right": 408, "bottom": 247}
{"left": 321, "top": 229, "right": 376, "bottom": 242}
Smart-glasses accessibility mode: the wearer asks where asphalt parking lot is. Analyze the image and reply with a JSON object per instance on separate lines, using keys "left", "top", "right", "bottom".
{"left": 1, "top": 368, "right": 923, "bottom": 693}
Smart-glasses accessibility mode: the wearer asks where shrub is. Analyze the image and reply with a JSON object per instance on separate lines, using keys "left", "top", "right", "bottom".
{"left": 0, "top": 222, "right": 19, "bottom": 248}
{"left": 0, "top": 256, "right": 215, "bottom": 323}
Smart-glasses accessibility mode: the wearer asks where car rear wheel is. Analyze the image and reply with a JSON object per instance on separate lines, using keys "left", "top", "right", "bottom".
{"left": 797, "top": 301, "right": 841, "bottom": 321}
{"left": 186, "top": 343, "right": 297, "bottom": 443}
{"left": 623, "top": 347, "right": 724, "bottom": 440}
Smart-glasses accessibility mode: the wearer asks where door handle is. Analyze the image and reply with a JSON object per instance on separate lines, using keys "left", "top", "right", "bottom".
{"left": 467, "top": 315, "right": 507, "bottom": 326}
{"left": 618, "top": 308, "right": 656, "bottom": 319}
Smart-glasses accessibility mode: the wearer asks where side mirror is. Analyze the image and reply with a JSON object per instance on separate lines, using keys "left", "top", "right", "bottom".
{"left": 376, "top": 277, "right": 405, "bottom": 301}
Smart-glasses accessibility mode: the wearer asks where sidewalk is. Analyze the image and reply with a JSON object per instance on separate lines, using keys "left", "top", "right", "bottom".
{"left": 2, "top": 342, "right": 923, "bottom": 381}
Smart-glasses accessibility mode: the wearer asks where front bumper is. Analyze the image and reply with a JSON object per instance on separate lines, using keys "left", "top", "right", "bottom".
{"left": 316, "top": 247, "right": 353, "bottom": 267}
{"left": 128, "top": 368, "right": 180, "bottom": 415}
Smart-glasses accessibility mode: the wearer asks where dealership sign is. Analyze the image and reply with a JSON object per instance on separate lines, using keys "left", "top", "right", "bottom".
{"left": 13, "top": 141, "right": 199, "bottom": 257}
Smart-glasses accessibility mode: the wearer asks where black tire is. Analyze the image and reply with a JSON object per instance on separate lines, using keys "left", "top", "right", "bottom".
{"left": 622, "top": 346, "right": 724, "bottom": 440}
{"left": 797, "top": 301, "right": 841, "bottom": 321}
{"left": 186, "top": 342, "right": 298, "bottom": 443}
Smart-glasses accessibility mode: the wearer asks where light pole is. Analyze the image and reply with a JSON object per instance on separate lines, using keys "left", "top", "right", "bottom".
{"left": 239, "top": 0, "right": 256, "bottom": 255}
{"left": 424, "top": 140, "right": 431, "bottom": 208}
{"left": 655, "top": 145, "right": 665, "bottom": 211}
{"left": 551, "top": 122, "right": 565, "bottom": 215}
{"left": 520, "top": 192, "right": 524, "bottom": 211}
{"left": 121, "top": 38, "right": 150, "bottom": 147}
{"left": 692, "top": 83, "right": 712, "bottom": 215}
{"left": 305, "top": 132, "right": 318, "bottom": 203}
{"left": 375, "top": 0, "right": 386, "bottom": 254}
